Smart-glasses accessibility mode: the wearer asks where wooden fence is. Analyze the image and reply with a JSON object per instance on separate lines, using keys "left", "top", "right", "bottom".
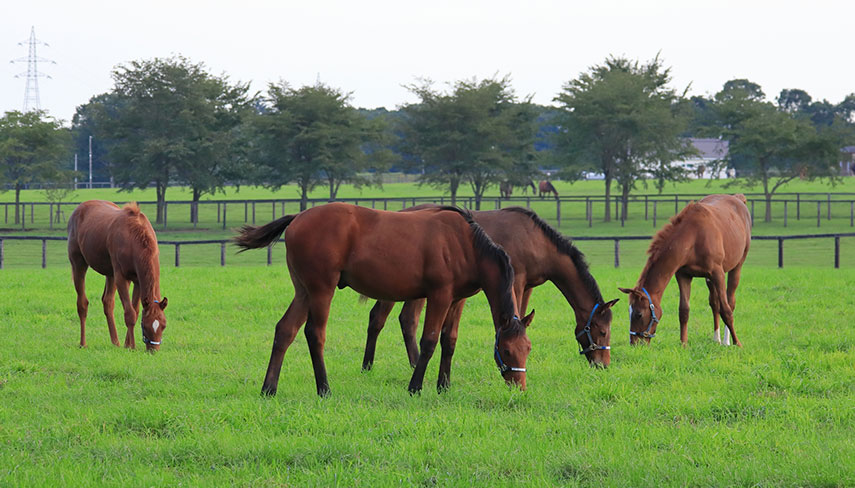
{"left": 3, "top": 233, "right": 853, "bottom": 270}
{"left": 4, "top": 192, "right": 855, "bottom": 230}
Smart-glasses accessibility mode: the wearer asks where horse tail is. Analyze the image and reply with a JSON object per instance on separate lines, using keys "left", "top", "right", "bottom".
{"left": 233, "top": 214, "right": 297, "bottom": 252}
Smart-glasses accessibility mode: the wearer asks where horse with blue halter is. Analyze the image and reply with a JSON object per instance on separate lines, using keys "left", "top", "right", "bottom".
{"left": 67, "top": 200, "right": 169, "bottom": 352}
{"left": 234, "top": 203, "right": 533, "bottom": 397}
{"left": 362, "top": 205, "right": 618, "bottom": 389}
{"left": 619, "top": 194, "right": 751, "bottom": 346}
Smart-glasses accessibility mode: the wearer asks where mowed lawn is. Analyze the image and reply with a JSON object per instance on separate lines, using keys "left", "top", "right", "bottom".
{"left": 1, "top": 263, "right": 853, "bottom": 486}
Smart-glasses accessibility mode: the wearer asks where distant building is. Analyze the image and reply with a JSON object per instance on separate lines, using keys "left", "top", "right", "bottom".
{"left": 672, "top": 138, "right": 730, "bottom": 179}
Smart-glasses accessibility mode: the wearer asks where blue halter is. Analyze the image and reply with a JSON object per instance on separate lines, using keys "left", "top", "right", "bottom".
{"left": 576, "top": 303, "right": 611, "bottom": 354}
{"left": 629, "top": 287, "right": 658, "bottom": 340}
{"left": 494, "top": 316, "right": 526, "bottom": 374}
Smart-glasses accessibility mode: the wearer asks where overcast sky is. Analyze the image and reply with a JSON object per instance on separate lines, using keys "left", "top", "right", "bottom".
{"left": 1, "top": 0, "right": 851, "bottom": 124}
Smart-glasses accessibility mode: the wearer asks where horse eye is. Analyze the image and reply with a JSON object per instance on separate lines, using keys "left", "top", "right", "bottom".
{"left": 504, "top": 349, "right": 511, "bottom": 357}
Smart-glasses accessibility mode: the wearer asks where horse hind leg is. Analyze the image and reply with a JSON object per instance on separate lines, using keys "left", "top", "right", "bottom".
{"left": 706, "top": 278, "right": 724, "bottom": 344}
{"left": 400, "top": 298, "right": 425, "bottom": 368}
{"left": 362, "top": 300, "right": 395, "bottom": 371}
{"left": 261, "top": 291, "right": 310, "bottom": 396}
{"left": 70, "top": 257, "right": 89, "bottom": 347}
{"left": 710, "top": 270, "right": 740, "bottom": 346}
{"left": 676, "top": 274, "right": 692, "bottom": 345}
{"left": 102, "top": 275, "right": 120, "bottom": 346}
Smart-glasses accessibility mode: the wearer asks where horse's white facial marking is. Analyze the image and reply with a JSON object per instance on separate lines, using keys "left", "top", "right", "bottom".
{"left": 152, "top": 320, "right": 160, "bottom": 333}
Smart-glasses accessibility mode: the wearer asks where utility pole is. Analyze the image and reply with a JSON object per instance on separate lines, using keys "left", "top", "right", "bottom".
{"left": 11, "top": 26, "right": 55, "bottom": 112}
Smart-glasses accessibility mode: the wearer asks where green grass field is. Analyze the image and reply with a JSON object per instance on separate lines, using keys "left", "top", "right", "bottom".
{"left": 1, "top": 264, "right": 854, "bottom": 486}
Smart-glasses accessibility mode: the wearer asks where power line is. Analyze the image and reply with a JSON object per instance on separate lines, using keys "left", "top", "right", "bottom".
{"left": 11, "top": 26, "right": 56, "bottom": 112}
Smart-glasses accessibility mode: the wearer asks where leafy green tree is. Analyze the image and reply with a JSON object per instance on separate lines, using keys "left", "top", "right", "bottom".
{"left": 553, "top": 55, "right": 692, "bottom": 221}
{"left": 0, "top": 110, "right": 70, "bottom": 224}
{"left": 400, "top": 76, "right": 537, "bottom": 209}
{"left": 85, "top": 56, "right": 252, "bottom": 223}
{"left": 717, "top": 92, "right": 843, "bottom": 222}
{"left": 777, "top": 89, "right": 813, "bottom": 113}
{"left": 250, "top": 82, "right": 391, "bottom": 211}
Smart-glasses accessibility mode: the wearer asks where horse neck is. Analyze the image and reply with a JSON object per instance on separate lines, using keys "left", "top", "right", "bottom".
{"left": 637, "top": 250, "right": 685, "bottom": 305}
{"left": 548, "top": 256, "right": 600, "bottom": 328}
{"left": 133, "top": 251, "right": 161, "bottom": 304}
{"left": 477, "top": 256, "right": 517, "bottom": 330}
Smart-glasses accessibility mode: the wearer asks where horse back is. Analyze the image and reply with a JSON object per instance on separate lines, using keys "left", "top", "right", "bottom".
{"left": 694, "top": 194, "right": 751, "bottom": 268}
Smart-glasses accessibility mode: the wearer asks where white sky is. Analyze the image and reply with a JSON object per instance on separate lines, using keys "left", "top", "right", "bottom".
{"left": 1, "top": 0, "right": 851, "bottom": 124}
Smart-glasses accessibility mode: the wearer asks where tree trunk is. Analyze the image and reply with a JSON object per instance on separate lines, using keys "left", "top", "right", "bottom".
{"left": 192, "top": 188, "right": 201, "bottom": 224}
{"left": 14, "top": 185, "right": 21, "bottom": 225}
{"left": 473, "top": 181, "right": 483, "bottom": 210}
{"left": 155, "top": 183, "right": 167, "bottom": 224}
{"left": 763, "top": 175, "right": 772, "bottom": 223}
{"left": 328, "top": 176, "right": 336, "bottom": 202}
{"left": 621, "top": 183, "right": 630, "bottom": 221}
{"left": 449, "top": 179, "right": 459, "bottom": 207}
{"left": 603, "top": 173, "right": 612, "bottom": 222}
{"left": 300, "top": 183, "right": 308, "bottom": 212}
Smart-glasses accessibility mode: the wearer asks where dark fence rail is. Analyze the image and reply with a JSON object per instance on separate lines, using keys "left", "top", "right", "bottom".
{"left": 3, "top": 192, "right": 855, "bottom": 231}
{"left": 3, "top": 233, "right": 853, "bottom": 270}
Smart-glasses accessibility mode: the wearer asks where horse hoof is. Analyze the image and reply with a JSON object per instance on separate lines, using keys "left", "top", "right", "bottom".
{"left": 361, "top": 362, "right": 373, "bottom": 372}
{"left": 408, "top": 386, "right": 422, "bottom": 396}
{"left": 260, "top": 386, "right": 277, "bottom": 397}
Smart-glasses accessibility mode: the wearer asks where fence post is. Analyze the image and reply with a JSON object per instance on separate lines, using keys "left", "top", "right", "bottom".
{"left": 653, "top": 201, "right": 658, "bottom": 228}
{"left": 778, "top": 238, "right": 784, "bottom": 268}
{"left": 828, "top": 193, "right": 831, "bottom": 220}
{"left": 784, "top": 201, "right": 788, "bottom": 227}
{"left": 163, "top": 202, "right": 168, "bottom": 231}
{"left": 526, "top": 197, "right": 530, "bottom": 209}
{"left": 222, "top": 202, "right": 227, "bottom": 230}
{"left": 797, "top": 194, "right": 800, "bottom": 220}
{"left": 31, "top": 203, "right": 34, "bottom": 224}
{"left": 817, "top": 202, "right": 821, "bottom": 228}
{"left": 835, "top": 236, "right": 840, "bottom": 269}
{"left": 674, "top": 195, "right": 678, "bottom": 215}
{"left": 217, "top": 202, "right": 221, "bottom": 222}
{"left": 556, "top": 200, "right": 561, "bottom": 227}
{"left": 851, "top": 201, "right": 854, "bottom": 227}
{"left": 645, "top": 195, "right": 649, "bottom": 220}
{"left": 175, "top": 244, "right": 180, "bottom": 268}
{"left": 220, "top": 243, "right": 226, "bottom": 267}
{"left": 4, "top": 204, "right": 7, "bottom": 224}
{"left": 750, "top": 200, "right": 754, "bottom": 227}
{"left": 244, "top": 201, "right": 248, "bottom": 222}
{"left": 0, "top": 239, "right": 3, "bottom": 269}
{"left": 267, "top": 245, "right": 272, "bottom": 266}
{"left": 384, "top": 200, "right": 388, "bottom": 211}
{"left": 614, "top": 239, "right": 620, "bottom": 268}
{"left": 272, "top": 201, "right": 276, "bottom": 220}
{"left": 41, "top": 239, "right": 47, "bottom": 269}
{"left": 588, "top": 200, "right": 593, "bottom": 228}
{"left": 252, "top": 202, "right": 256, "bottom": 224}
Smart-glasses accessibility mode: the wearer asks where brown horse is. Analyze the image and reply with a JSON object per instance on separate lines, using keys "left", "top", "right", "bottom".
{"left": 619, "top": 194, "right": 750, "bottom": 346}
{"left": 67, "top": 200, "right": 168, "bottom": 351}
{"left": 362, "top": 205, "right": 618, "bottom": 383}
{"left": 233, "top": 203, "right": 534, "bottom": 397}
{"left": 522, "top": 180, "right": 536, "bottom": 195}
{"left": 500, "top": 181, "right": 513, "bottom": 199}
{"left": 539, "top": 180, "right": 558, "bottom": 199}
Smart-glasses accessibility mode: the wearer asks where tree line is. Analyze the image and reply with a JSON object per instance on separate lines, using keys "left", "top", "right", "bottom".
{"left": 2, "top": 54, "right": 853, "bottom": 224}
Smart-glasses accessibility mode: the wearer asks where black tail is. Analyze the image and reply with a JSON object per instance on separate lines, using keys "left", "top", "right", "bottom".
{"left": 233, "top": 214, "right": 297, "bottom": 252}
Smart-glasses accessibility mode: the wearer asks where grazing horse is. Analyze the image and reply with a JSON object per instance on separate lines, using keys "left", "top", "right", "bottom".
{"left": 362, "top": 205, "right": 618, "bottom": 382}
{"left": 500, "top": 181, "right": 513, "bottom": 199}
{"left": 521, "top": 180, "right": 537, "bottom": 195}
{"left": 67, "top": 200, "right": 168, "bottom": 351}
{"left": 619, "top": 194, "right": 750, "bottom": 346}
{"left": 539, "top": 180, "right": 559, "bottom": 199}
{"left": 233, "top": 203, "right": 534, "bottom": 397}
{"left": 696, "top": 164, "right": 706, "bottom": 179}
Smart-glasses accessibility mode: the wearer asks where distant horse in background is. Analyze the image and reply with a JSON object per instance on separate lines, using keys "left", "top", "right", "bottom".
{"left": 696, "top": 165, "right": 706, "bottom": 179}
{"left": 500, "top": 181, "right": 513, "bottom": 199}
{"left": 521, "top": 180, "right": 536, "bottom": 195}
{"left": 362, "top": 205, "right": 618, "bottom": 380}
{"left": 233, "top": 203, "right": 533, "bottom": 396}
{"left": 539, "top": 180, "right": 558, "bottom": 199}
{"left": 67, "top": 200, "right": 169, "bottom": 351}
{"left": 619, "top": 194, "right": 750, "bottom": 346}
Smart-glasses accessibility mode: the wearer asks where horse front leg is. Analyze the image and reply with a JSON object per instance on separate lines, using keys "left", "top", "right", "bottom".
{"left": 363, "top": 300, "right": 395, "bottom": 371}
{"left": 437, "top": 299, "right": 465, "bottom": 392}
{"left": 102, "top": 275, "right": 120, "bottom": 346}
{"left": 676, "top": 273, "right": 692, "bottom": 346}
{"left": 115, "top": 277, "right": 137, "bottom": 349}
{"left": 408, "top": 294, "right": 452, "bottom": 395}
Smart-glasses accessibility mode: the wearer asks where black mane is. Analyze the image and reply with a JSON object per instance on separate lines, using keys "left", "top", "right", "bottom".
{"left": 501, "top": 206, "right": 604, "bottom": 304}
{"left": 436, "top": 206, "right": 521, "bottom": 334}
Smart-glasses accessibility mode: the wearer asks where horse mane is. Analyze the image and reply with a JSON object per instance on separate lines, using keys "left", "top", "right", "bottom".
{"left": 501, "top": 206, "right": 604, "bottom": 303}
{"left": 436, "top": 206, "right": 521, "bottom": 334}
{"left": 122, "top": 203, "right": 157, "bottom": 255}
{"left": 646, "top": 201, "right": 706, "bottom": 262}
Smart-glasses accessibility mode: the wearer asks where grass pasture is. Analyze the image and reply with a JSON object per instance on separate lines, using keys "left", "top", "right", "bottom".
{"left": 1, "top": 264, "right": 854, "bottom": 486}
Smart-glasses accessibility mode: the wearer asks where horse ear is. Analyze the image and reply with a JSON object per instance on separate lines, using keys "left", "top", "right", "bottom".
{"left": 159, "top": 297, "right": 168, "bottom": 310}
{"left": 522, "top": 310, "right": 535, "bottom": 328}
{"left": 618, "top": 287, "right": 639, "bottom": 296}
{"left": 602, "top": 298, "right": 620, "bottom": 310}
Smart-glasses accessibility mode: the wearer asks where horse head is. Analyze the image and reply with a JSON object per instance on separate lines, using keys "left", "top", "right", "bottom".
{"left": 575, "top": 299, "right": 618, "bottom": 367}
{"left": 618, "top": 287, "right": 661, "bottom": 345}
{"left": 493, "top": 311, "right": 535, "bottom": 390}
{"left": 141, "top": 297, "right": 168, "bottom": 352}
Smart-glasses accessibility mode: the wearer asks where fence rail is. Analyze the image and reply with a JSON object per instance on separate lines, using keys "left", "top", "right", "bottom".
{"left": 3, "top": 233, "right": 853, "bottom": 270}
{"left": 4, "top": 192, "right": 855, "bottom": 231}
